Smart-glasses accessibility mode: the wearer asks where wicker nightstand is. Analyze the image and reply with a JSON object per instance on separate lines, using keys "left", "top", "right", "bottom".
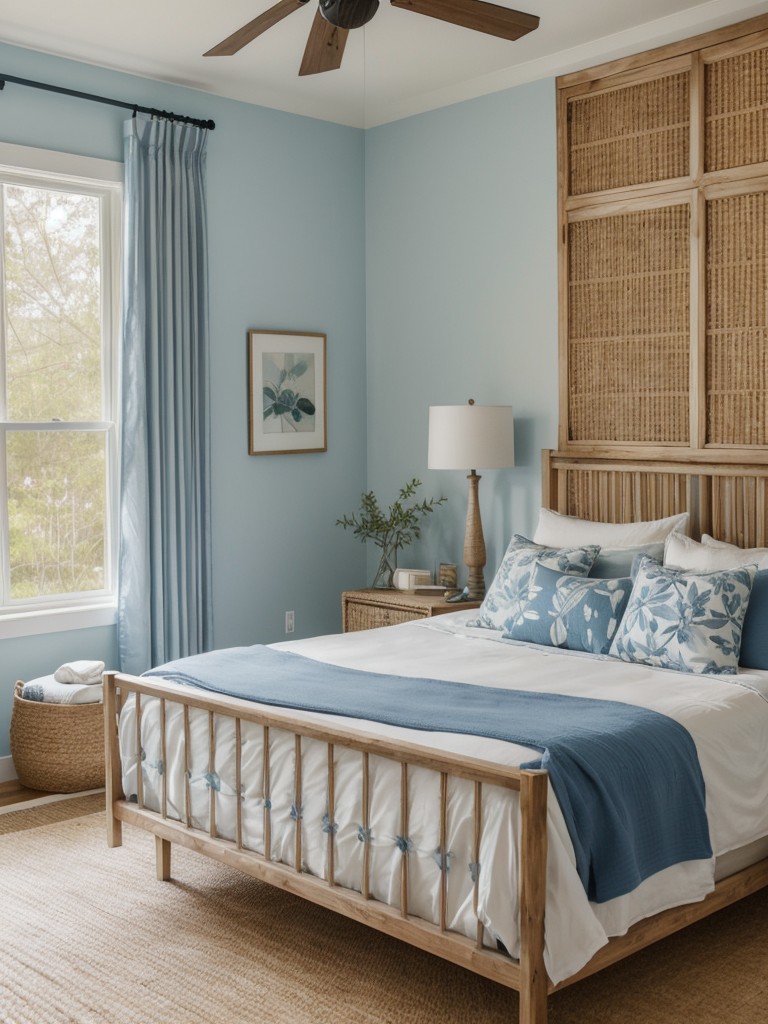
{"left": 342, "top": 588, "right": 481, "bottom": 633}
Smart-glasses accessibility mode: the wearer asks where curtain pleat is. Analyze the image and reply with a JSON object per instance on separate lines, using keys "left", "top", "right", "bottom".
{"left": 118, "top": 117, "right": 213, "bottom": 674}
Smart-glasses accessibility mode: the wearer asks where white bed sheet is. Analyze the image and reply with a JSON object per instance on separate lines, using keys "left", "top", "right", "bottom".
{"left": 119, "top": 611, "right": 768, "bottom": 985}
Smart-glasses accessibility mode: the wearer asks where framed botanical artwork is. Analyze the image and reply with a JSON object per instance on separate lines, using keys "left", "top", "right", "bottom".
{"left": 248, "top": 330, "right": 327, "bottom": 455}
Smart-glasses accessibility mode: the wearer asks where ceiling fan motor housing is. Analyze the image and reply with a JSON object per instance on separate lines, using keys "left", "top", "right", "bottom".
{"left": 319, "top": 0, "right": 379, "bottom": 29}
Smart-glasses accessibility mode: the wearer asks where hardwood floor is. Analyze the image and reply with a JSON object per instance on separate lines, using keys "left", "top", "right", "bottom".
{"left": 0, "top": 778, "right": 54, "bottom": 808}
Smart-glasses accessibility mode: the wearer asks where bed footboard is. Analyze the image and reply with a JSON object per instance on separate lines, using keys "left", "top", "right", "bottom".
{"left": 103, "top": 668, "right": 768, "bottom": 1022}
{"left": 104, "top": 671, "right": 551, "bottom": 1024}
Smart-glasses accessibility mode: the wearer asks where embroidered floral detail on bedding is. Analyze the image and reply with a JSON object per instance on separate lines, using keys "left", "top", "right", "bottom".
{"left": 610, "top": 556, "right": 756, "bottom": 674}
{"left": 503, "top": 561, "right": 632, "bottom": 655}
{"left": 468, "top": 535, "right": 600, "bottom": 631}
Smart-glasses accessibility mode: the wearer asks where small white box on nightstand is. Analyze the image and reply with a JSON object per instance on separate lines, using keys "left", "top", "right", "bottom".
{"left": 393, "top": 568, "right": 432, "bottom": 590}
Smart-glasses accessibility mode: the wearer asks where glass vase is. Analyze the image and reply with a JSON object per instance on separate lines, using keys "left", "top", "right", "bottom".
{"left": 371, "top": 545, "right": 398, "bottom": 589}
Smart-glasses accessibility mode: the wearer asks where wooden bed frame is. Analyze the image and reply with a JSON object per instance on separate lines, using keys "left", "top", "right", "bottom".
{"left": 105, "top": 450, "right": 768, "bottom": 1024}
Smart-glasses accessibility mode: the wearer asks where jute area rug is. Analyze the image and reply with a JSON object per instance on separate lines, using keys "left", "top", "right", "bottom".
{"left": 1, "top": 797, "right": 766, "bottom": 1024}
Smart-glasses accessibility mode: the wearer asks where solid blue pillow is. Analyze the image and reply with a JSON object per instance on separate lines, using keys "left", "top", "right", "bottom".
{"left": 589, "top": 542, "right": 665, "bottom": 579}
{"left": 740, "top": 568, "right": 768, "bottom": 669}
{"left": 502, "top": 561, "right": 633, "bottom": 655}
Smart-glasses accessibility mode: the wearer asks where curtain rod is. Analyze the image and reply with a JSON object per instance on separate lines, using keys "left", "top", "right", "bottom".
{"left": 0, "top": 74, "right": 215, "bottom": 131}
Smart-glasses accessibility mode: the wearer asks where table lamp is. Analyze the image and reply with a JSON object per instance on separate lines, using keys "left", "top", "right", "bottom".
{"left": 427, "top": 400, "right": 515, "bottom": 601}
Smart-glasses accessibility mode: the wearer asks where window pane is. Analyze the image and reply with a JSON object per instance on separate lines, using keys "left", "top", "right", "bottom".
{"left": 4, "top": 184, "right": 102, "bottom": 422}
{"left": 7, "top": 430, "right": 107, "bottom": 599}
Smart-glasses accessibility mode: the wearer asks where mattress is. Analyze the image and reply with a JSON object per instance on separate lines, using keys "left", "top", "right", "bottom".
{"left": 118, "top": 610, "right": 768, "bottom": 985}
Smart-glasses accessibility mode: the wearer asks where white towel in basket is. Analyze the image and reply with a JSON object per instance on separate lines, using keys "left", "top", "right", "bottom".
{"left": 22, "top": 675, "right": 103, "bottom": 705}
{"left": 53, "top": 660, "right": 105, "bottom": 685}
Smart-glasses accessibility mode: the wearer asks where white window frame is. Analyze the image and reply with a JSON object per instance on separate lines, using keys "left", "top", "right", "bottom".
{"left": 0, "top": 142, "right": 122, "bottom": 639}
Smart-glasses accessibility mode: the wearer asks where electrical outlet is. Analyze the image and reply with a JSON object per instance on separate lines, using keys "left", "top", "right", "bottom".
{"left": 285, "top": 610, "right": 295, "bottom": 634}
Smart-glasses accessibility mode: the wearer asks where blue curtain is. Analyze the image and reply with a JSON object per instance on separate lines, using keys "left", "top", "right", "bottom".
{"left": 118, "top": 116, "right": 213, "bottom": 674}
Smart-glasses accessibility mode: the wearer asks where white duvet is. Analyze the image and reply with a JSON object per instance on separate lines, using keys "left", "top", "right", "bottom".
{"left": 119, "top": 611, "right": 768, "bottom": 985}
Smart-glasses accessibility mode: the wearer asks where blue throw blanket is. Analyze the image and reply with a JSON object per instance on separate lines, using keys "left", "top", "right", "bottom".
{"left": 145, "top": 646, "right": 712, "bottom": 903}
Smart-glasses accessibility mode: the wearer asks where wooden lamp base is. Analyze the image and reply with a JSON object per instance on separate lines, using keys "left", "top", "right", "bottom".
{"left": 463, "top": 470, "right": 486, "bottom": 601}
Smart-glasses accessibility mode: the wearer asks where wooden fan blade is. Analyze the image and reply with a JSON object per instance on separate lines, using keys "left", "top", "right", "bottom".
{"left": 204, "top": 0, "right": 309, "bottom": 56}
{"left": 390, "top": 0, "right": 539, "bottom": 41}
{"left": 299, "top": 11, "right": 349, "bottom": 76}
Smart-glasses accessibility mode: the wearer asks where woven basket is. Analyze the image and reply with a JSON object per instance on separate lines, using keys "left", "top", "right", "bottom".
{"left": 10, "top": 681, "right": 105, "bottom": 793}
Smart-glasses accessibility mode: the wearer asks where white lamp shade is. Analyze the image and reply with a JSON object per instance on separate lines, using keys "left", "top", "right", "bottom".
{"left": 428, "top": 404, "right": 515, "bottom": 471}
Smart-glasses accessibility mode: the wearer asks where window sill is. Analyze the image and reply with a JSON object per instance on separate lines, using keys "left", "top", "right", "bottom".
{"left": 0, "top": 603, "right": 117, "bottom": 640}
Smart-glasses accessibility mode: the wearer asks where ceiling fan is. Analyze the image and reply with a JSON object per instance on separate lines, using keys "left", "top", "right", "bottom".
{"left": 204, "top": 0, "right": 540, "bottom": 77}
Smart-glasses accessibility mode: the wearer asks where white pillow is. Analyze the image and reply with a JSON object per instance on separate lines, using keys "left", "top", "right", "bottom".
{"left": 665, "top": 532, "right": 768, "bottom": 571}
{"left": 701, "top": 534, "right": 768, "bottom": 564}
{"left": 533, "top": 508, "right": 689, "bottom": 548}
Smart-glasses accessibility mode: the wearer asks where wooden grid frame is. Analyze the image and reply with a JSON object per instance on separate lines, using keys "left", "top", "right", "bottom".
{"left": 557, "top": 13, "right": 768, "bottom": 457}
{"left": 704, "top": 29, "right": 768, "bottom": 174}
{"left": 566, "top": 59, "right": 692, "bottom": 197}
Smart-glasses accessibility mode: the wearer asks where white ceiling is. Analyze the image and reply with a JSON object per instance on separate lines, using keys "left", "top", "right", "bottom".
{"left": 0, "top": 0, "right": 766, "bottom": 127}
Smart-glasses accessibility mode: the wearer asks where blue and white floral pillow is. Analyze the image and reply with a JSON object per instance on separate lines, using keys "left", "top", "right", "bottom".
{"left": 609, "top": 555, "right": 757, "bottom": 675}
{"left": 468, "top": 535, "right": 600, "bottom": 631}
{"left": 503, "top": 561, "right": 632, "bottom": 655}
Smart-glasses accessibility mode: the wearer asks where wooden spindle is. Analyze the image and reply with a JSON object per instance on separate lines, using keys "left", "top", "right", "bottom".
{"left": 474, "top": 780, "right": 484, "bottom": 949}
{"left": 362, "top": 752, "right": 370, "bottom": 900}
{"left": 439, "top": 771, "right": 448, "bottom": 932}
{"left": 327, "top": 743, "right": 335, "bottom": 886}
{"left": 135, "top": 693, "right": 144, "bottom": 810}
{"left": 294, "top": 734, "right": 303, "bottom": 873}
{"left": 263, "top": 726, "right": 271, "bottom": 861}
{"left": 183, "top": 704, "right": 191, "bottom": 828}
{"left": 208, "top": 711, "right": 216, "bottom": 839}
{"left": 160, "top": 698, "right": 167, "bottom": 820}
{"left": 235, "top": 718, "right": 243, "bottom": 849}
{"left": 400, "top": 762, "right": 409, "bottom": 918}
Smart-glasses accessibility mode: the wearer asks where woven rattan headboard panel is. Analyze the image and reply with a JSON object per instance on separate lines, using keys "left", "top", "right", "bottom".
{"left": 551, "top": 15, "right": 768, "bottom": 545}
{"left": 556, "top": 14, "right": 768, "bottom": 458}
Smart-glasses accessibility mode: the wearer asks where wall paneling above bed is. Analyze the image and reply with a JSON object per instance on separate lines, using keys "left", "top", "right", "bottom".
{"left": 557, "top": 15, "right": 768, "bottom": 459}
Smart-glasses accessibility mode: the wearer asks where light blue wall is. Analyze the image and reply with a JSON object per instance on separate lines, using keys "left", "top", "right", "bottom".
{"left": 364, "top": 79, "right": 559, "bottom": 586}
{"left": 0, "top": 43, "right": 367, "bottom": 758}
{"left": 0, "top": 50, "right": 560, "bottom": 765}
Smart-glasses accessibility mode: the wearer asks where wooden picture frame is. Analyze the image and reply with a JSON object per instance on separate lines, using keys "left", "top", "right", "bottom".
{"left": 248, "top": 330, "right": 327, "bottom": 455}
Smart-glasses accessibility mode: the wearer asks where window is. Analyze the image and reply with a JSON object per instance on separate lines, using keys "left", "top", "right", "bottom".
{"left": 0, "top": 144, "right": 121, "bottom": 637}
